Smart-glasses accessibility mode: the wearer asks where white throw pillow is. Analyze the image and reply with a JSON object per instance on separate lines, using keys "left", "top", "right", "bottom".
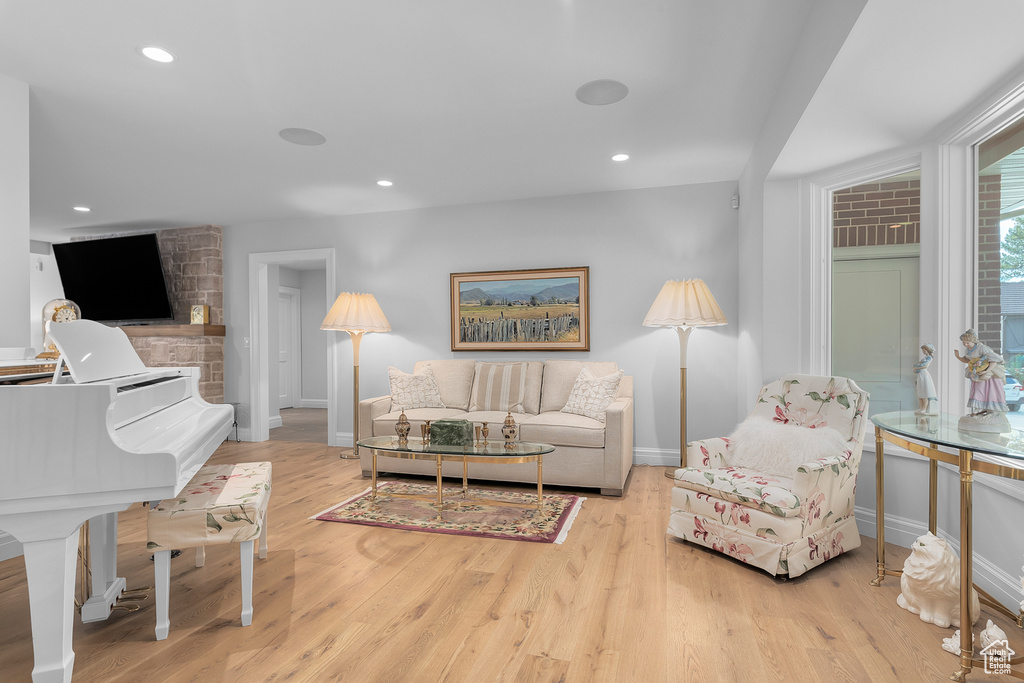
{"left": 388, "top": 365, "right": 445, "bottom": 411}
{"left": 560, "top": 367, "right": 623, "bottom": 423}
{"left": 726, "top": 416, "right": 849, "bottom": 478}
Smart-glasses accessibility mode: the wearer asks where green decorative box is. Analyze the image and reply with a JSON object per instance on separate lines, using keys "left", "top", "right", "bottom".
{"left": 429, "top": 419, "right": 474, "bottom": 446}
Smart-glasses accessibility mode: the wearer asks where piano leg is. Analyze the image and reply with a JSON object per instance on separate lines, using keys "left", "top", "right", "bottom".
{"left": 79, "top": 512, "right": 127, "bottom": 623}
{"left": 23, "top": 531, "right": 79, "bottom": 683}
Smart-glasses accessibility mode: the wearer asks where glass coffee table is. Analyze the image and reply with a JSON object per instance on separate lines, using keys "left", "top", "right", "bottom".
{"left": 356, "top": 435, "right": 555, "bottom": 519}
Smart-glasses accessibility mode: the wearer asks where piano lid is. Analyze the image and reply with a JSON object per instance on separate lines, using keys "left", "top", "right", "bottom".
{"left": 47, "top": 319, "right": 147, "bottom": 384}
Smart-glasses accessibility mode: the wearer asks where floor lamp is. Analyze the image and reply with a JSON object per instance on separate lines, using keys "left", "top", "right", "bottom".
{"left": 321, "top": 292, "right": 391, "bottom": 459}
{"left": 642, "top": 279, "right": 727, "bottom": 468}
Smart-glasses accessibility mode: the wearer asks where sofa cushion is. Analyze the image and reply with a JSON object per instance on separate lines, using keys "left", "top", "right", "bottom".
{"left": 463, "top": 410, "right": 516, "bottom": 425}
{"left": 560, "top": 367, "right": 623, "bottom": 423}
{"left": 388, "top": 365, "right": 445, "bottom": 411}
{"left": 539, "top": 360, "right": 620, "bottom": 414}
{"left": 373, "top": 408, "right": 468, "bottom": 436}
{"left": 519, "top": 410, "right": 606, "bottom": 448}
{"left": 413, "top": 360, "right": 476, "bottom": 410}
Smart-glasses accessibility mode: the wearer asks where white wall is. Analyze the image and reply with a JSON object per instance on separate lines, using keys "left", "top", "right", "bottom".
{"left": 28, "top": 246, "right": 64, "bottom": 355}
{"left": 299, "top": 268, "right": 329, "bottom": 406}
{"left": 0, "top": 74, "right": 30, "bottom": 351}
{"left": 737, "top": 0, "right": 867, "bottom": 406}
{"left": 224, "top": 183, "right": 740, "bottom": 460}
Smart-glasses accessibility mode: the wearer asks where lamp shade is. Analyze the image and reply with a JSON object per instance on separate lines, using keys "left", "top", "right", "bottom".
{"left": 642, "top": 279, "right": 726, "bottom": 328}
{"left": 321, "top": 292, "right": 391, "bottom": 333}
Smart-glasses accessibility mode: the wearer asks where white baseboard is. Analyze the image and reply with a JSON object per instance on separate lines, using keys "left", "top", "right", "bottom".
{"left": 268, "top": 415, "right": 283, "bottom": 429}
{"left": 634, "top": 447, "right": 679, "bottom": 467}
{"left": 299, "top": 399, "right": 328, "bottom": 409}
{"left": 854, "top": 505, "right": 1023, "bottom": 613}
{"left": 335, "top": 431, "right": 353, "bottom": 448}
{"left": 0, "top": 531, "right": 22, "bottom": 562}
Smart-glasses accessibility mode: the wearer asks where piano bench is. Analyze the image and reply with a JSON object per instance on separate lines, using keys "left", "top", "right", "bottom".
{"left": 147, "top": 461, "right": 272, "bottom": 641}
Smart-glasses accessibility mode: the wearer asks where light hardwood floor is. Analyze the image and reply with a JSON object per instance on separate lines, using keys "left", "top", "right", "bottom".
{"left": 269, "top": 408, "right": 327, "bottom": 444}
{"left": 0, "top": 440, "right": 1018, "bottom": 682}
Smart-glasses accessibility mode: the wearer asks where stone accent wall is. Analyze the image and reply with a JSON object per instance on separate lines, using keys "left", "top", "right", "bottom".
{"left": 832, "top": 179, "right": 920, "bottom": 247}
{"left": 156, "top": 225, "right": 223, "bottom": 325}
{"left": 978, "top": 175, "right": 1002, "bottom": 353}
{"left": 128, "top": 335, "right": 224, "bottom": 404}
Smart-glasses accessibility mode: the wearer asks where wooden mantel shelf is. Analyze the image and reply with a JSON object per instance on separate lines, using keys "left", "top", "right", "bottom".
{"left": 118, "top": 324, "right": 226, "bottom": 338}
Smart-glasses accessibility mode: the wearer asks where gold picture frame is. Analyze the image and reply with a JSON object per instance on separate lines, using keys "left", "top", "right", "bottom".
{"left": 450, "top": 266, "right": 590, "bottom": 352}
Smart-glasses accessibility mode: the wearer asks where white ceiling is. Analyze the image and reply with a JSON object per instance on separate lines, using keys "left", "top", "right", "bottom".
{"left": 0, "top": 0, "right": 818, "bottom": 242}
{"left": 771, "top": 0, "right": 1024, "bottom": 180}
{"left": 8, "top": 2, "right": 1024, "bottom": 245}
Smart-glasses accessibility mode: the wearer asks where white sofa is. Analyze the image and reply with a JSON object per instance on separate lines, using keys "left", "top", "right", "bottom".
{"left": 358, "top": 359, "right": 634, "bottom": 496}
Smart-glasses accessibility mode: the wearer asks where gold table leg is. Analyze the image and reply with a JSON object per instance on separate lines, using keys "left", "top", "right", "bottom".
{"left": 870, "top": 426, "right": 887, "bottom": 587}
{"left": 537, "top": 457, "right": 544, "bottom": 514}
{"left": 371, "top": 449, "right": 378, "bottom": 502}
{"left": 952, "top": 448, "right": 974, "bottom": 682}
{"left": 929, "top": 452, "right": 938, "bottom": 535}
{"left": 463, "top": 455, "right": 468, "bottom": 499}
{"left": 436, "top": 452, "right": 443, "bottom": 520}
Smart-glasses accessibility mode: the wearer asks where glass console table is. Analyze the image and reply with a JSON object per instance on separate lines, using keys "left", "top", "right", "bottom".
{"left": 872, "top": 411, "right": 1024, "bottom": 681}
{"left": 356, "top": 435, "right": 555, "bottom": 518}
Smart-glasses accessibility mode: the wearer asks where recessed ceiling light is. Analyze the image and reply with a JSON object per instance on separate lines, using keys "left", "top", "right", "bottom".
{"left": 612, "top": 154, "right": 630, "bottom": 162}
{"left": 73, "top": 206, "right": 91, "bottom": 212}
{"left": 377, "top": 180, "right": 393, "bottom": 187}
{"left": 279, "top": 128, "right": 327, "bottom": 146}
{"left": 575, "top": 79, "right": 629, "bottom": 106}
{"left": 139, "top": 46, "right": 175, "bottom": 63}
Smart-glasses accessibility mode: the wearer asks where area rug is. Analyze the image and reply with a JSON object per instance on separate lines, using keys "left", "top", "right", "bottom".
{"left": 311, "top": 481, "right": 585, "bottom": 544}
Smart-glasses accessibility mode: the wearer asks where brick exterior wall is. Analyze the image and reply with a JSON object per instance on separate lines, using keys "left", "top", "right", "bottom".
{"left": 978, "top": 175, "right": 1002, "bottom": 353}
{"left": 832, "top": 179, "right": 921, "bottom": 247}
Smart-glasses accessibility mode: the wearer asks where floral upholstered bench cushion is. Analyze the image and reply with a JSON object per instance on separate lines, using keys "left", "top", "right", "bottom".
{"left": 148, "top": 461, "right": 272, "bottom": 550}
{"left": 672, "top": 466, "right": 802, "bottom": 517}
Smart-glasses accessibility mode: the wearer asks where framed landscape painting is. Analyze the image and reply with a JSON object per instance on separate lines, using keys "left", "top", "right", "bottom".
{"left": 450, "top": 266, "right": 590, "bottom": 351}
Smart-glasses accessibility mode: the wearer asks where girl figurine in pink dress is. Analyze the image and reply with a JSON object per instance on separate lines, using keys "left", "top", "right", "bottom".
{"left": 953, "top": 328, "right": 1007, "bottom": 416}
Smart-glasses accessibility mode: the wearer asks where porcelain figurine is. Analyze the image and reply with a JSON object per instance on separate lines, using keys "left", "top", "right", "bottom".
{"left": 941, "top": 629, "right": 973, "bottom": 655}
{"left": 914, "top": 343, "right": 938, "bottom": 416}
{"left": 897, "top": 532, "right": 980, "bottom": 628}
{"left": 980, "top": 619, "right": 1008, "bottom": 650}
{"left": 954, "top": 328, "right": 1010, "bottom": 432}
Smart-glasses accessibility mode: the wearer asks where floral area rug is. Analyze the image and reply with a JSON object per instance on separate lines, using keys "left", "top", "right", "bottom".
{"left": 311, "top": 481, "right": 584, "bottom": 544}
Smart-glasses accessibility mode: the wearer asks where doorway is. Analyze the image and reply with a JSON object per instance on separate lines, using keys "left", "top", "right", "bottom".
{"left": 247, "top": 248, "right": 337, "bottom": 445}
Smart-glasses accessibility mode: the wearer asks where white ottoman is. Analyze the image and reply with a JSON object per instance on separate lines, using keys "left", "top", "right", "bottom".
{"left": 147, "top": 461, "right": 271, "bottom": 640}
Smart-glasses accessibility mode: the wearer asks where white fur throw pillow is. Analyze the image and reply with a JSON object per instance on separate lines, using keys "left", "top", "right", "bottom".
{"left": 726, "top": 416, "right": 849, "bottom": 478}
{"left": 560, "top": 367, "right": 623, "bottom": 422}
{"left": 388, "top": 365, "right": 445, "bottom": 411}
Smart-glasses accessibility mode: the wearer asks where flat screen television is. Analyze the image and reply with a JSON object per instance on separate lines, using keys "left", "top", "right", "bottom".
{"left": 52, "top": 233, "right": 175, "bottom": 324}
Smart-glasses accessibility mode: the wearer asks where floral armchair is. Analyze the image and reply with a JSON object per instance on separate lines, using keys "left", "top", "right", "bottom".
{"left": 667, "top": 375, "right": 869, "bottom": 578}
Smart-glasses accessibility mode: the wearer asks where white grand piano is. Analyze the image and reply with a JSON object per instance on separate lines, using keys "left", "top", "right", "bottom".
{"left": 0, "top": 320, "right": 234, "bottom": 682}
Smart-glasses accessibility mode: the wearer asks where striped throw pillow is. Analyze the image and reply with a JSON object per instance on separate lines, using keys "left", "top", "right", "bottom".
{"left": 469, "top": 362, "right": 529, "bottom": 413}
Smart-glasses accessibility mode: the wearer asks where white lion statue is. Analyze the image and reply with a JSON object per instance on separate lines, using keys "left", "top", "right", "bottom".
{"left": 897, "top": 532, "right": 980, "bottom": 628}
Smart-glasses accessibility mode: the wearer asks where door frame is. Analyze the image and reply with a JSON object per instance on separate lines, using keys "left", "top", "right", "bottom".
{"left": 248, "top": 248, "right": 336, "bottom": 444}
{"left": 277, "top": 285, "right": 302, "bottom": 411}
